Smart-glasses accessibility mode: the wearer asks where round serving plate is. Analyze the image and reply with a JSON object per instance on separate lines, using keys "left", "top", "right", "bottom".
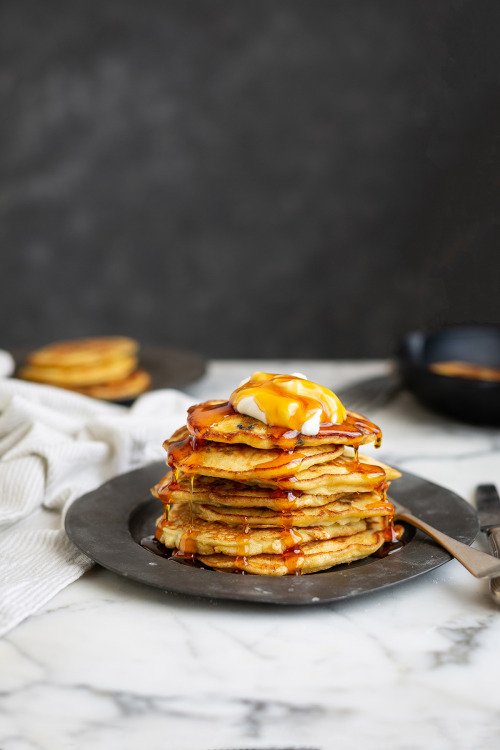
{"left": 65, "top": 462, "right": 478, "bottom": 606}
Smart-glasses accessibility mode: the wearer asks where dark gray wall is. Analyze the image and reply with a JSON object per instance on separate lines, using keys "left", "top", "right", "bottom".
{"left": 1, "top": 0, "right": 499, "bottom": 358}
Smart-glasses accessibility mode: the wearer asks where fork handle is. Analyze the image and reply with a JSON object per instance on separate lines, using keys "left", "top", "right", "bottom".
{"left": 397, "top": 510, "right": 500, "bottom": 579}
{"left": 486, "top": 528, "right": 500, "bottom": 603}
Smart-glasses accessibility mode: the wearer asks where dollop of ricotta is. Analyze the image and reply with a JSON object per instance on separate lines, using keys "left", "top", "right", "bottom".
{"left": 229, "top": 372, "right": 347, "bottom": 435}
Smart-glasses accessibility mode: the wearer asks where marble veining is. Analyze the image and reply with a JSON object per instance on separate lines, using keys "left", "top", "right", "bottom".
{"left": 1, "top": 361, "right": 500, "bottom": 750}
{"left": 431, "top": 617, "right": 494, "bottom": 668}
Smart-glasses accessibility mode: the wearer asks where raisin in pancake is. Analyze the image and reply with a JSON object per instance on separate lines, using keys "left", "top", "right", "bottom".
{"left": 199, "top": 530, "right": 387, "bottom": 575}
{"left": 75, "top": 368, "right": 151, "bottom": 400}
{"left": 187, "top": 400, "right": 381, "bottom": 450}
{"left": 155, "top": 501, "right": 388, "bottom": 557}
{"left": 166, "top": 426, "right": 344, "bottom": 483}
{"left": 26, "top": 336, "right": 138, "bottom": 368}
{"left": 187, "top": 492, "right": 393, "bottom": 527}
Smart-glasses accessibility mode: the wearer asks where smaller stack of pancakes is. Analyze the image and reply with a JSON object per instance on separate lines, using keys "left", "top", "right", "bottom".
{"left": 18, "top": 336, "right": 151, "bottom": 401}
{"left": 152, "top": 374, "right": 401, "bottom": 576}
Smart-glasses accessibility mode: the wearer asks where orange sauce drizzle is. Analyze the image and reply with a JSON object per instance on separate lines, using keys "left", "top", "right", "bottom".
{"left": 174, "top": 528, "right": 198, "bottom": 560}
{"left": 229, "top": 372, "right": 346, "bottom": 432}
{"left": 235, "top": 517, "right": 251, "bottom": 572}
{"left": 186, "top": 401, "right": 381, "bottom": 450}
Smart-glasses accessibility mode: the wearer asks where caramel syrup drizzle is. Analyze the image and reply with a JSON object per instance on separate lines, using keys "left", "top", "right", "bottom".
{"left": 174, "top": 474, "right": 198, "bottom": 560}
{"left": 168, "top": 433, "right": 309, "bottom": 478}
{"left": 235, "top": 516, "right": 251, "bottom": 572}
{"left": 186, "top": 401, "right": 382, "bottom": 450}
{"left": 174, "top": 528, "right": 198, "bottom": 560}
{"left": 269, "top": 487, "right": 305, "bottom": 574}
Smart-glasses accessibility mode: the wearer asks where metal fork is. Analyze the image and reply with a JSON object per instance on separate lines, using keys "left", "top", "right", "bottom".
{"left": 336, "top": 374, "right": 400, "bottom": 413}
{"left": 391, "top": 497, "right": 500, "bottom": 579}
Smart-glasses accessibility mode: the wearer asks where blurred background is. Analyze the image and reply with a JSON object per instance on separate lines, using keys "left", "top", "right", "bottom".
{"left": 1, "top": 0, "right": 499, "bottom": 359}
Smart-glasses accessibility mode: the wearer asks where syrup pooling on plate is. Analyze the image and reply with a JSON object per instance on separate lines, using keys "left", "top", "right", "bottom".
{"left": 154, "top": 372, "right": 401, "bottom": 574}
{"left": 140, "top": 534, "right": 170, "bottom": 559}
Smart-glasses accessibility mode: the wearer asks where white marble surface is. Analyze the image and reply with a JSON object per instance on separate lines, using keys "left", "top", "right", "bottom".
{"left": 2, "top": 360, "right": 500, "bottom": 750}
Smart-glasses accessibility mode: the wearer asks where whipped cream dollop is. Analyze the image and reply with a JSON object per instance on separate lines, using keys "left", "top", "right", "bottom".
{"left": 229, "top": 372, "right": 347, "bottom": 435}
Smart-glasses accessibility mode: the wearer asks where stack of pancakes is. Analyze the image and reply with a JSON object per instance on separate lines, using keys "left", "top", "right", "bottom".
{"left": 153, "top": 400, "right": 401, "bottom": 575}
{"left": 18, "top": 336, "right": 151, "bottom": 401}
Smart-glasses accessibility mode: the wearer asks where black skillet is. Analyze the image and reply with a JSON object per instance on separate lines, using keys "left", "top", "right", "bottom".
{"left": 396, "top": 326, "right": 500, "bottom": 425}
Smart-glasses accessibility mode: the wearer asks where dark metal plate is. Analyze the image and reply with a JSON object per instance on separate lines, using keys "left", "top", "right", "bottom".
{"left": 65, "top": 462, "right": 478, "bottom": 605}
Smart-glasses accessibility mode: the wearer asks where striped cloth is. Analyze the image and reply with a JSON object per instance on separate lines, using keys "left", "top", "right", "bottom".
{"left": 0, "top": 378, "right": 194, "bottom": 637}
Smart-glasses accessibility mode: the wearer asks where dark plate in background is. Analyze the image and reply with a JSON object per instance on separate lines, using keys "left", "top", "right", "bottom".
{"left": 397, "top": 326, "right": 500, "bottom": 425}
{"left": 133, "top": 344, "right": 206, "bottom": 392}
{"left": 12, "top": 344, "right": 206, "bottom": 401}
{"left": 65, "top": 461, "right": 478, "bottom": 606}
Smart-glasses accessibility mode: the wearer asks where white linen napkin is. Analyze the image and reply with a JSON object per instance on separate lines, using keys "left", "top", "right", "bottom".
{"left": 0, "top": 377, "right": 194, "bottom": 637}
{"left": 0, "top": 350, "right": 15, "bottom": 378}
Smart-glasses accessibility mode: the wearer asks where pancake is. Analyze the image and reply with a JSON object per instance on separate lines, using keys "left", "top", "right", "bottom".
{"left": 165, "top": 427, "right": 344, "bottom": 483}
{"left": 199, "top": 530, "right": 387, "bottom": 575}
{"left": 26, "top": 336, "right": 138, "bottom": 368}
{"left": 154, "top": 470, "right": 393, "bottom": 512}
{"left": 155, "top": 500, "right": 388, "bottom": 559}
{"left": 17, "top": 336, "right": 152, "bottom": 401}
{"left": 75, "top": 368, "right": 151, "bottom": 400}
{"left": 187, "top": 493, "right": 394, "bottom": 527}
{"left": 18, "top": 354, "right": 138, "bottom": 387}
{"left": 258, "top": 452, "right": 400, "bottom": 493}
{"left": 187, "top": 400, "right": 382, "bottom": 450}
